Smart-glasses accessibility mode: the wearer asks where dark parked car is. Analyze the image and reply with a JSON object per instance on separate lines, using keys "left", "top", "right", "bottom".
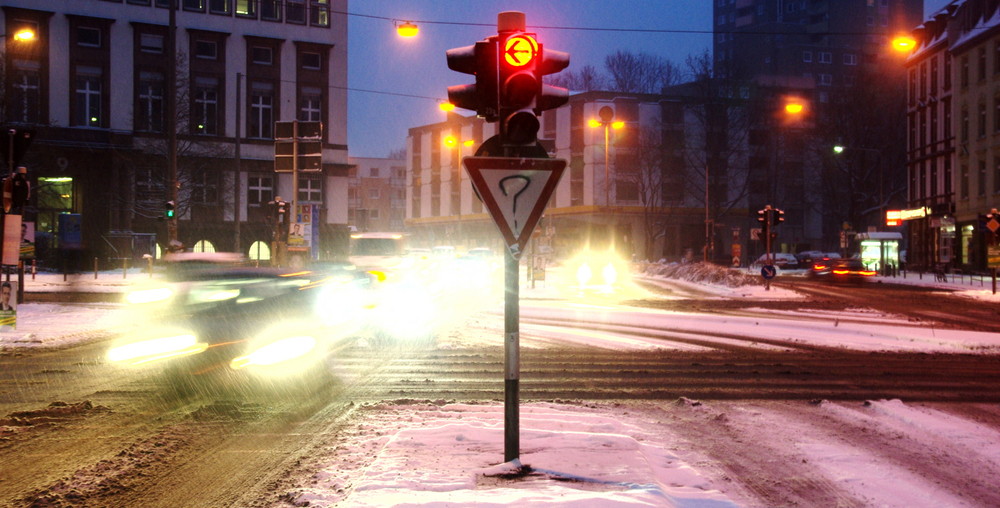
{"left": 808, "top": 257, "right": 876, "bottom": 283}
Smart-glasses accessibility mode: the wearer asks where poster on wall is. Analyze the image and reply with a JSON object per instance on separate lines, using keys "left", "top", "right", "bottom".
{"left": 2, "top": 214, "right": 21, "bottom": 266}
{"left": 0, "top": 280, "right": 17, "bottom": 331}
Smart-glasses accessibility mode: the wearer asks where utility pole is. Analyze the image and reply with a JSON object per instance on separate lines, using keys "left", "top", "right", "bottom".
{"left": 166, "top": 0, "right": 179, "bottom": 247}
{"left": 234, "top": 73, "right": 242, "bottom": 253}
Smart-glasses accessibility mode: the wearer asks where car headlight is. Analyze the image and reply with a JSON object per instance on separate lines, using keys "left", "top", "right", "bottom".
{"left": 230, "top": 335, "right": 317, "bottom": 370}
{"left": 107, "top": 330, "right": 206, "bottom": 365}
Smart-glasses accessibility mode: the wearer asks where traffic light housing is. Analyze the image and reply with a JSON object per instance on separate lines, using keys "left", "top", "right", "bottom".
{"left": 164, "top": 200, "right": 175, "bottom": 219}
{"left": 446, "top": 40, "right": 499, "bottom": 121}
{"left": 757, "top": 207, "right": 769, "bottom": 239}
{"left": 772, "top": 208, "right": 785, "bottom": 225}
{"left": 446, "top": 12, "right": 570, "bottom": 149}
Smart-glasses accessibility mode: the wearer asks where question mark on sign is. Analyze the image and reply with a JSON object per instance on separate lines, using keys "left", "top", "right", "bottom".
{"left": 499, "top": 175, "right": 531, "bottom": 231}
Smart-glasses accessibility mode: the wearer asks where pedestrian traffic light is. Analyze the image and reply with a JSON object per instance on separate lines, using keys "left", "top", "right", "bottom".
{"left": 164, "top": 200, "right": 175, "bottom": 219}
{"left": 446, "top": 39, "right": 499, "bottom": 121}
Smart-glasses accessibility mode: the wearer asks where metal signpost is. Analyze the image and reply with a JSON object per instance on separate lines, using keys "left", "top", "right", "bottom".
{"left": 464, "top": 156, "right": 565, "bottom": 462}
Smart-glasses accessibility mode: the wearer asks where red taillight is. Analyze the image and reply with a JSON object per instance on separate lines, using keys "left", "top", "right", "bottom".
{"left": 859, "top": 270, "right": 876, "bottom": 276}
{"left": 832, "top": 269, "right": 849, "bottom": 275}
{"left": 813, "top": 264, "right": 828, "bottom": 270}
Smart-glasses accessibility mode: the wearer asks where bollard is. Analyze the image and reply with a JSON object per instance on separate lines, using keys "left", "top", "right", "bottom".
{"left": 94, "top": 257, "right": 99, "bottom": 279}
{"left": 123, "top": 257, "right": 128, "bottom": 279}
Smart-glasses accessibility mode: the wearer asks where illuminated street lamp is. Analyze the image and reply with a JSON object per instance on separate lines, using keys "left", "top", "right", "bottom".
{"left": 891, "top": 34, "right": 917, "bottom": 53}
{"left": 396, "top": 21, "right": 418, "bottom": 38}
{"left": 2, "top": 27, "right": 38, "bottom": 176}
{"left": 3, "top": 28, "right": 35, "bottom": 43}
{"left": 589, "top": 106, "right": 624, "bottom": 207}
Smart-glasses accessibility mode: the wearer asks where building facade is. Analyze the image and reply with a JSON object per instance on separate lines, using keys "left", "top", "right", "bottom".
{"left": 1, "top": 0, "right": 349, "bottom": 268}
{"left": 347, "top": 156, "right": 406, "bottom": 233}
{"left": 714, "top": 0, "right": 924, "bottom": 253}
{"left": 405, "top": 91, "right": 756, "bottom": 264}
{"left": 907, "top": 0, "right": 1000, "bottom": 273}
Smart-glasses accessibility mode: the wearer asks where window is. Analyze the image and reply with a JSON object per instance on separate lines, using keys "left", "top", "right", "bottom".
{"left": 183, "top": 0, "right": 205, "bottom": 11}
{"left": 979, "top": 159, "right": 987, "bottom": 196}
{"left": 299, "top": 87, "right": 322, "bottom": 122}
{"left": 236, "top": 0, "right": 256, "bottom": 17}
{"left": 370, "top": 167, "right": 380, "bottom": 178}
{"left": 251, "top": 46, "right": 273, "bottom": 65}
{"left": 369, "top": 209, "right": 380, "bottom": 220}
{"left": 802, "top": 51, "right": 812, "bottom": 63}
{"left": 286, "top": 0, "right": 306, "bottom": 24}
{"left": 190, "top": 169, "right": 219, "bottom": 204}
{"left": 843, "top": 53, "right": 857, "bottom": 65}
{"left": 195, "top": 40, "right": 218, "bottom": 59}
{"left": 818, "top": 52, "right": 832, "bottom": 64}
{"left": 961, "top": 56, "right": 969, "bottom": 87}
{"left": 136, "top": 71, "right": 164, "bottom": 132}
{"left": 248, "top": 175, "right": 273, "bottom": 205}
{"left": 249, "top": 82, "right": 274, "bottom": 138}
{"left": 260, "top": 0, "right": 281, "bottom": 21}
{"left": 979, "top": 47, "right": 988, "bottom": 81}
{"left": 961, "top": 107, "right": 969, "bottom": 141}
{"left": 74, "top": 66, "right": 103, "bottom": 127}
{"left": 193, "top": 77, "right": 219, "bottom": 135}
{"left": 77, "top": 27, "right": 101, "bottom": 47}
{"left": 298, "top": 176, "right": 323, "bottom": 203}
{"left": 819, "top": 74, "right": 833, "bottom": 86}
{"left": 140, "top": 33, "right": 164, "bottom": 53}
{"left": 368, "top": 188, "right": 380, "bottom": 199}
{"left": 301, "top": 52, "right": 321, "bottom": 70}
{"left": 209, "top": 0, "right": 230, "bottom": 14}
{"left": 979, "top": 102, "right": 987, "bottom": 138}
{"left": 961, "top": 164, "right": 969, "bottom": 199}
{"left": 310, "top": 1, "right": 332, "bottom": 26}
{"left": 9, "top": 61, "right": 41, "bottom": 124}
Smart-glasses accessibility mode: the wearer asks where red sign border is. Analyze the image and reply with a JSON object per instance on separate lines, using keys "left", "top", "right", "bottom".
{"left": 463, "top": 156, "right": 566, "bottom": 257}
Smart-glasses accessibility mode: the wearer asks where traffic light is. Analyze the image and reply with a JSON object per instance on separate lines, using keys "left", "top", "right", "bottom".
{"left": 446, "top": 40, "right": 499, "bottom": 121}
{"left": 0, "top": 128, "right": 36, "bottom": 168}
{"left": 772, "top": 208, "right": 785, "bottom": 225}
{"left": 757, "top": 207, "right": 769, "bottom": 239}
{"left": 164, "top": 200, "right": 175, "bottom": 219}
{"left": 496, "top": 18, "right": 570, "bottom": 145}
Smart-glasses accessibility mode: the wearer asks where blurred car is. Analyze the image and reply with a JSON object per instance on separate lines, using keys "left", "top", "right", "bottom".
{"left": 755, "top": 253, "right": 799, "bottom": 269}
{"left": 109, "top": 256, "right": 372, "bottom": 394}
{"left": 808, "top": 257, "right": 875, "bottom": 282}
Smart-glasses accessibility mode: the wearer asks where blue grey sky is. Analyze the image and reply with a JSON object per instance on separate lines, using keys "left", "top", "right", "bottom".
{"left": 347, "top": 1, "right": 948, "bottom": 158}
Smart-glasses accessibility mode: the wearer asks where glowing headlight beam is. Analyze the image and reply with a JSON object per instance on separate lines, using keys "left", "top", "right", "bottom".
{"left": 107, "top": 334, "right": 206, "bottom": 365}
{"left": 229, "top": 335, "right": 317, "bottom": 370}
{"left": 125, "top": 287, "right": 174, "bottom": 305}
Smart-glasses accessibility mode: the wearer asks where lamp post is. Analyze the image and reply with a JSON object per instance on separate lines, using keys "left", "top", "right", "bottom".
{"left": 2, "top": 28, "right": 37, "bottom": 175}
{"left": 588, "top": 106, "right": 624, "bottom": 208}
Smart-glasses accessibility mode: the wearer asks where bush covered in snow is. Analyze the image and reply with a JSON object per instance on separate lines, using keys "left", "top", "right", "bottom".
{"left": 639, "top": 261, "right": 759, "bottom": 287}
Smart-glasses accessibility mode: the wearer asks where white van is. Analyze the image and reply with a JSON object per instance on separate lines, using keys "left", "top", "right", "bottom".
{"left": 348, "top": 232, "right": 408, "bottom": 272}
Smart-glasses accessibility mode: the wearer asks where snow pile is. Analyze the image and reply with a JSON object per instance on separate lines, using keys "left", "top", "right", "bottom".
{"left": 291, "top": 401, "right": 739, "bottom": 507}
{"left": 640, "top": 261, "right": 759, "bottom": 287}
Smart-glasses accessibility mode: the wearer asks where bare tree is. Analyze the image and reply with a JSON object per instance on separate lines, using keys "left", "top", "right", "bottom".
{"left": 545, "top": 64, "right": 608, "bottom": 92}
{"left": 604, "top": 51, "right": 682, "bottom": 94}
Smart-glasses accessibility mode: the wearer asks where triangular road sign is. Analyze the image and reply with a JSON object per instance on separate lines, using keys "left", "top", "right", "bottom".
{"left": 463, "top": 156, "right": 566, "bottom": 258}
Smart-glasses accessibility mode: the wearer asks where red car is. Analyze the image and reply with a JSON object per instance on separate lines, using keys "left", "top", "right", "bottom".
{"left": 809, "top": 257, "right": 876, "bottom": 282}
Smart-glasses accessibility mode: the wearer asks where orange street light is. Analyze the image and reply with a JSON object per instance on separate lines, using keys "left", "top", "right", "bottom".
{"left": 439, "top": 102, "right": 456, "bottom": 112}
{"left": 784, "top": 101, "right": 804, "bottom": 115}
{"left": 891, "top": 35, "right": 916, "bottom": 53}
{"left": 396, "top": 21, "right": 418, "bottom": 38}
{"left": 589, "top": 106, "right": 625, "bottom": 207}
{"left": 8, "top": 28, "right": 35, "bottom": 42}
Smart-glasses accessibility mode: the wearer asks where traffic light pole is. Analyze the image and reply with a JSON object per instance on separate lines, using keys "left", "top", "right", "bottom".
{"left": 503, "top": 246, "right": 519, "bottom": 463}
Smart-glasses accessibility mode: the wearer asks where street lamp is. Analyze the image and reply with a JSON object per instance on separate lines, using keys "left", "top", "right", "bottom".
{"left": 589, "top": 106, "right": 624, "bottom": 207}
{"left": 2, "top": 27, "right": 38, "bottom": 176}
{"left": 2, "top": 28, "right": 36, "bottom": 43}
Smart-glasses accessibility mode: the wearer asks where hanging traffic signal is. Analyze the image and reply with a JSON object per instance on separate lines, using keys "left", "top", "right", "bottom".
{"left": 446, "top": 39, "right": 499, "bottom": 121}
{"left": 164, "top": 200, "right": 175, "bottom": 219}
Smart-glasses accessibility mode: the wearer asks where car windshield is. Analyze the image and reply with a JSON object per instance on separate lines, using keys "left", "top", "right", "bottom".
{"left": 352, "top": 238, "right": 402, "bottom": 256}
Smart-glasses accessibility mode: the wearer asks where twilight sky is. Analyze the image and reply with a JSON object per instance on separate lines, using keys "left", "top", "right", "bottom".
{"left": 346, "top": 1, "right": 950, "bottom": 159}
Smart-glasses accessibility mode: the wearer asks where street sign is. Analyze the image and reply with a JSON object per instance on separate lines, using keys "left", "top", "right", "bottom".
{"left": 761, "top": 265, "right": 776, "bottom": 280}
{"left": 464, "top": 156, "right": 565, "bottom": 258}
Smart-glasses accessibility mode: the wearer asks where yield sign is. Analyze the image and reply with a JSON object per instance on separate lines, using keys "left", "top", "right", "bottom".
{"left": 463, "top": 156, "right": 566, "bottom": 258}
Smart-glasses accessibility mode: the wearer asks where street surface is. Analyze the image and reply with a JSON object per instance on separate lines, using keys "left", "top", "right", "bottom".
{"left": 1, "top": 274, "right": 999, "bottom": 506}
